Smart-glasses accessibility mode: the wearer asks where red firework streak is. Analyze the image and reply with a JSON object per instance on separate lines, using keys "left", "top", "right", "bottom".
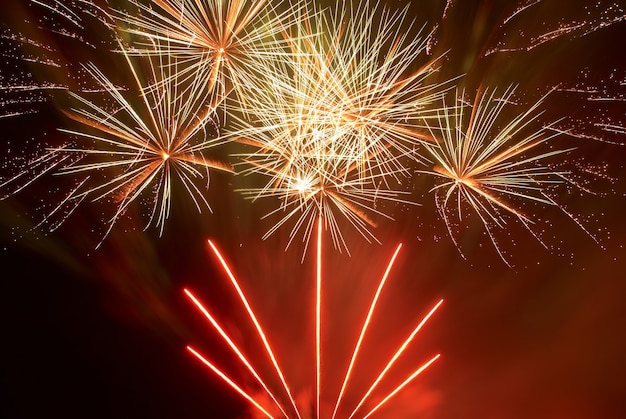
{"left": 185, "top": 216, "right": 443, "bottom": 418}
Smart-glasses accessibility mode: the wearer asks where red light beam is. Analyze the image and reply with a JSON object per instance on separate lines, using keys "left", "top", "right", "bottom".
{"left": 331, "top": 243, "right": 403, "bottom": 419}
{"left": 316, "top": 215, "right": 322, "bottom": 419}
{"left": 348, "top": 299, "right": 443, "bottom": 419}
{"left": 188, "top": 235, "right": 442, "bottom": 418}
{"left": 184, "top": 289, "right": 290, "bottom": 418}
{"left": 207, "top": 240, "right": 302, "bottom": 419}
{"left": 361, "top": 354, "right": 441, "bottom": 419}
{"left": 186, "top": 345, "right": 276, "bottom": 419}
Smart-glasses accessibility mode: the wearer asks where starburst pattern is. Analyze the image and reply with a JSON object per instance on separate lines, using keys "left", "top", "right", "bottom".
{"left": 234, "top": 107, "right": 410, "bottom": 254}
{"left": 115, "top": 0, "right": 302, "bottom": 104}
{"left": 420, "top": 86, "right": 569, "bottom": 262}
{"left": 55, "top": 44, "right": 232, "bottom": 238}
{"left": 230, "top": 1, "right": 454, "bottom": 252}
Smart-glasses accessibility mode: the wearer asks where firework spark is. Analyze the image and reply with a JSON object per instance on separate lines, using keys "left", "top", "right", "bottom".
{"left": 420, "top": 86, "right": 570, "bottom": 263}
{"left": 484, "top": 1, "right": 626, "bottom": 57}
{"left": 3, "top": 42, "right": 234, "bottom": 241}
{"left": 115, "top": 0, "right": 303, "bottom": 105}
{"left": 185, "top": 218, "right": 442, "bottom": 418}
{"left": 236, "top": 121, "right": 410, "bottom": 255}
{"left": 230, "top": 1, "right": 454, "bottom": 253}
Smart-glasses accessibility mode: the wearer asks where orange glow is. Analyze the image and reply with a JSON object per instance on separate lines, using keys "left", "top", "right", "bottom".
{"left": 186, "top": 346, "right": 275, "bottom": 419}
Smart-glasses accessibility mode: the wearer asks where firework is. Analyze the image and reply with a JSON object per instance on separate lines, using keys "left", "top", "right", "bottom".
{"left": 40, "top": 42, "right": 231, "bottom": 239}
{"left": 185, "top": 218, "right": 442, "bottom": 418}
{"left": 419, "top": 86, "right": 570, "bottom": 263}
{"left": 230, "top": 0, "right": 454, "bottom": 253}
{"left": 115, "top": 0, "right": 303, "bottom": 105}
{"left": 236, "top": 119, "right": 410, "bottom": 255}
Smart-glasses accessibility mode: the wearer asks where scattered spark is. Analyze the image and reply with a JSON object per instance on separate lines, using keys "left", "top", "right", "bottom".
{"left": 0, "top": 83, "right": 67, "bottom": 92}
{"left": 588, "top": 96, "right": 626, "bottom": 102}
{"left": 19, "top": 56, "right": 62, "bottom": 67}
{"left": 0, "top": 147, "right": 73, "bottom": 200}
{"left": 596, "top": 123, "right": 626, "bottom": 135}
{"left": 550, "top": 127, "right": 626, "bottom": 146}
{"left": 0, "top": 110, "right": 38, "bottom": 119}
{"left": 31, "top": 0, "right": 84, "bottom": 29}
{"left": 425, "top": 23, "right": 438, "bottom": 56}
{"left": 0, "top": 33, "right": 54, "bottom": 52}
{"left": 40, "top": 26, "right": 96, "bottom": 48}
{"left": 442, "top": 0, "right": 454, "bottom": 19}
{"left": 502, "top": 0, "right": 542, "bottom": 26}
{"left": 485, "top": 2, "right": 626, "bottom": 56}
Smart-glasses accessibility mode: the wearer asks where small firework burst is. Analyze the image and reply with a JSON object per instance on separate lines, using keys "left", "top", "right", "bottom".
{"left": 115, "top": 0, "right": 304, "bottom": 105}
{"left": 419, "top": 86, "right": 570, "bottom": 262}
{"left": 26, "top": 42, "right": 234, "bottom": 240}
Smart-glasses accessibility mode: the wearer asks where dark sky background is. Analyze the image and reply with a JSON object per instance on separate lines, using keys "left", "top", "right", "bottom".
{"left": 1, "top": 1, "right": 626, "bottom": 418}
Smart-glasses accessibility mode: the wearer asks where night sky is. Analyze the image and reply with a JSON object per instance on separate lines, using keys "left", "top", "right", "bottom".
{"left": 2, "top": 1, "right": 626, "bottom": 418}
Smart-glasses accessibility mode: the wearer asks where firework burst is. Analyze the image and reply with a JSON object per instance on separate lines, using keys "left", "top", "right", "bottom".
{"left": 230, "top": 0, "right": 455, "bottom": 253}
{"left": 419, "top": 86, "right": 570, "bottom": 263}
{"left": 115, "top": 0, "right": 303, "bottom": 105}
{"left": 32, "top": 43, "right": 232, "bottom": 239}
{"left": 234, "top": 110, "right": 410, "bottom": 255}
{"left": 185, "top": 218, "right": 442, "bottom": 418}
{"left": 241, "top": 0, "right": 453, "bottom": 171}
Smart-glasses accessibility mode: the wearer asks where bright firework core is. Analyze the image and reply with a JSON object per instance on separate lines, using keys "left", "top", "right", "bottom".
{"left": 292, "top": 175, "right": 316, "bottom": 194}
{"left": 185, "top": 218, "right": 442, "bottom": 418}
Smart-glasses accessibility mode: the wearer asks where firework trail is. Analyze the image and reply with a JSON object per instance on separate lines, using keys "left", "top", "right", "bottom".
{"left": 185, "top": 218, "right": 442, "bottom": 418}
